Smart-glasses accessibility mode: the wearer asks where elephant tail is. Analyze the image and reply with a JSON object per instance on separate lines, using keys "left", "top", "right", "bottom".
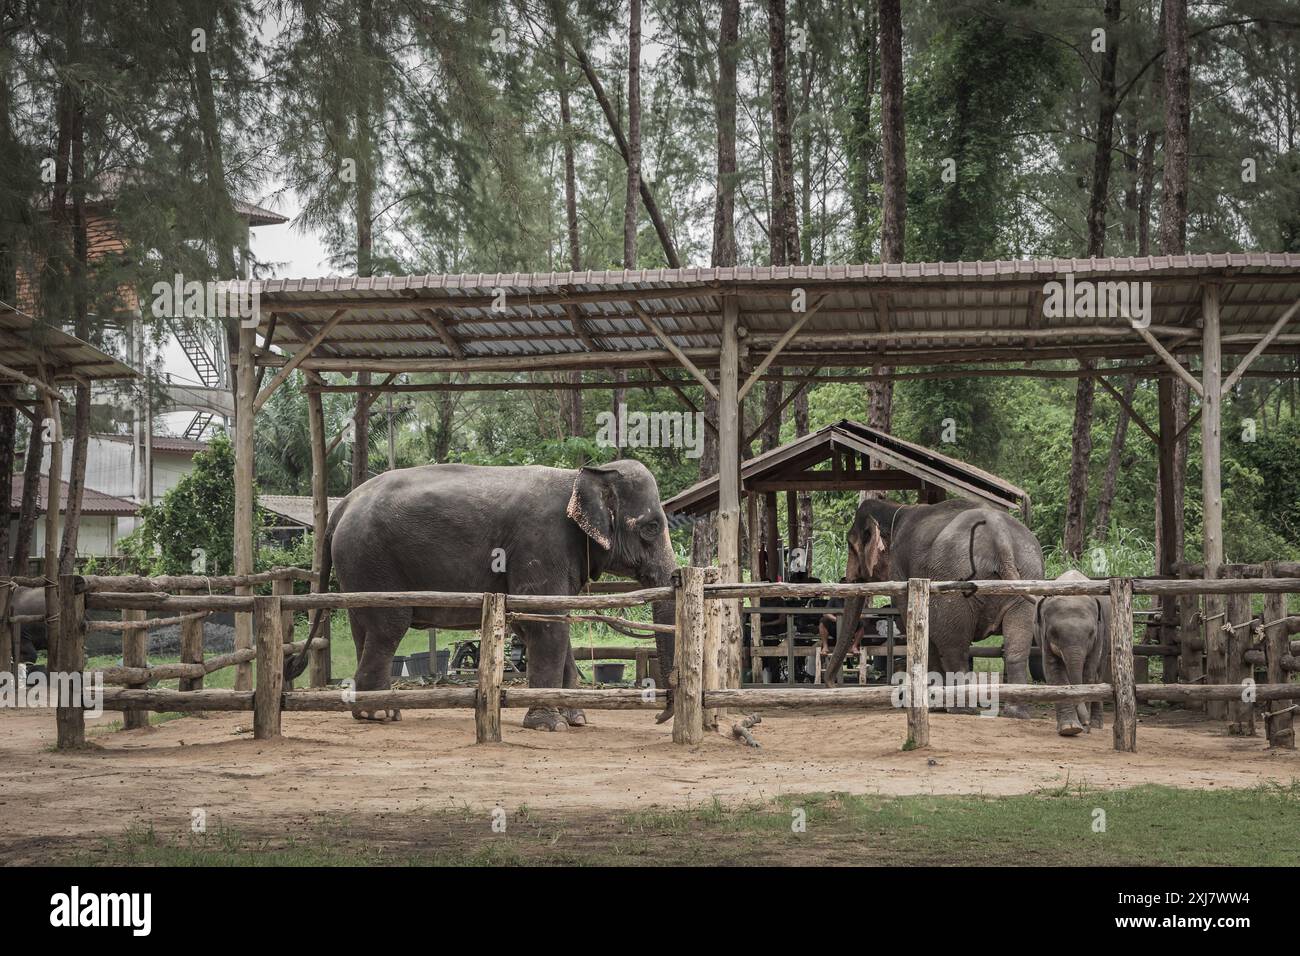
{"left": 966, "top": 516, "right": 1025, "bottom": 582}
{"left": 284, "top": 519, "right": 336, "bottom": 682}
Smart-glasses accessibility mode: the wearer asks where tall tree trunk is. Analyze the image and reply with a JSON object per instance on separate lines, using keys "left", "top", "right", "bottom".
{"left": 12, "top": 426, "right": 42, "bottom": 572}
{"left": 350, "top": 0, "right": 378, "bottom": 491}
{"left": 768, "top": 0, "right": 800, "bottom": 265}
{"left": 1063, "top": 366, "right": 1096, "bottom": 559}
{"left": 1092, "top": 376, "right": 1136, "bottom": 541}
{"left": 555, "top": 27, "right": 584, "bottom": 433}
{"left": 1159, "top": 0, "right": 1190, "bottom": 569}
{"left": 1065, "top": 0, "right": 1121, "bottom": 558}
{"left": 692, "top": 0, "right": 739, "bottom": 567}
{"left": 624, "top": 0, "right": 641, "bottom": 268}
{"left": 871, "top": 0, "right": 905, "bottom": 434}
{"left": 1086, "top": 0, "right": 1121, "bottom": 257}
{"left": 55, "top": 0, "right": 89, "bottom": 575}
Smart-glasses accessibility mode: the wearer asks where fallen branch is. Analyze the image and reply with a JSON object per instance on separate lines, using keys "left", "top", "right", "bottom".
{"left": 730, "top": 713, "right": 761, "bottom": 748}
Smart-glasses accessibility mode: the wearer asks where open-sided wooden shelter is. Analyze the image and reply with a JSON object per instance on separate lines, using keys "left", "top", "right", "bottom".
{"left": 663, "top": 418, "right": 1030, "bottom": 581}
{"left": 229, "top": 254, "right": 1300, "bottom": 693}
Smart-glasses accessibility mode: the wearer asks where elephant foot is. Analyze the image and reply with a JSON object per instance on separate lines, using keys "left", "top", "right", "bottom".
{"left": 1001, "top": 703, "right": 1031, "bottom": 720}
{"left": 1057, "top": 719, "right": 1085, "bottom": 737}
{"left": 654, "top": 701, "right": 674, "bottom": 725}
{"left": 352, "top": 708, "right": 401, "bottom": 723}
{"left": 522, "top": 707, "right": 569, "bottom": 732}
{"left": 562, "top": 708, "right": 587, "bottom": 727}
{"left": 1090, "top": 716, "right": 1103, "bottom": 730}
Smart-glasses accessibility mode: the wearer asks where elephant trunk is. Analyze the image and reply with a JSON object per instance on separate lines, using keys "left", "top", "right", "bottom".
{"left": 652, "top": 599, "right": 675, "bottom": 723}
{"left": 824, "top": 594, "right": 865, "bottom": 685}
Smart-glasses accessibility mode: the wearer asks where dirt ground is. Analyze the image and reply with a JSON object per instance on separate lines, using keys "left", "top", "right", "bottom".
{"left": 3, "top": 701, "right": 1298, "bottom": 864}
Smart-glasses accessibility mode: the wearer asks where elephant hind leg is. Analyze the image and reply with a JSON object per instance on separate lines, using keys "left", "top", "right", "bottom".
{"left": 351, "top": 607, "right": 411, "bottom": 723}
{"left": 999, "top": 598, "right": 1037, "bottom": 719}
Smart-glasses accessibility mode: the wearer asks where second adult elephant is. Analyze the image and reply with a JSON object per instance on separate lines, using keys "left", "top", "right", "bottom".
{"left": 285, "top": 460, "right": 679, "bottom": 731}
{"left": 826, "top": 498, "right": 1044, "bottom": 717}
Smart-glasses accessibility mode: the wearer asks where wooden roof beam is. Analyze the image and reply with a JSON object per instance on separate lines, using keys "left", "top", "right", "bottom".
{"left": 1219, "top": 294, "right": 1300, "bottom": 396}
{"left": 421, "top": 308, "right": 466, "bottom": 359}
{"left": 1133, "top": 324, "right": 1204, "bottom": 397}
{"left": 737, "top": 296, "right": 826, "bottom": 401}
{"left": 253, "top": 309, "right": 349, "bottom": 412}
{"left": 630, "top": 303, "right": 719, "bottom": 400}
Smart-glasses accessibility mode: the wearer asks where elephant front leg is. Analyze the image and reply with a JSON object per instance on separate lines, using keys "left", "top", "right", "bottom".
{"left": 560, "top": 643, "right": 587, "bottom": 727}
{"left": 1043, "top": 650, "right": 1084, "bottom": 736}
{"left": 998, "top": 599, "right": 1037, "bottom": 719}
{"left": 518, "top": 621, "right": 571, "bottom": 732}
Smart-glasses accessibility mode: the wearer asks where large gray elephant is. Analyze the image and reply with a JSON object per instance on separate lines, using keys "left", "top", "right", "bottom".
{"left": 1034, "top": 570, "right": 1111, "bottom": 736}
{"left": 826, "top": 498, "right": 1044, "bottom": 717}
{"left": 286, "top": 459, "right": 679, "bottom": 731}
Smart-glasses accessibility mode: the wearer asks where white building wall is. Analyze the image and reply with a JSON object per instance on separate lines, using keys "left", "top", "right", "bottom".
{"left": 8, "top": 515, "right": 121, "bottom": 558}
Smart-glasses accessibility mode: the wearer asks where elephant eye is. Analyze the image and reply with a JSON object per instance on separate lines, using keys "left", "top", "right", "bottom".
{"left": 639, "top": 518, "right": 661, "bottom": 538}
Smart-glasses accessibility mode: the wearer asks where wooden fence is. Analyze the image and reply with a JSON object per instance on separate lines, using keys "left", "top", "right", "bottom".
{"left": 7, "top": 567, "right": 1299, "bottom": 753}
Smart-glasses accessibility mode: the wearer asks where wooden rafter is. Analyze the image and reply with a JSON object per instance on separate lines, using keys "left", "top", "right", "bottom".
{"left": 421, "top": 308, "right": 465, "bottom": 359}
{"left": 630, "top": 303, "right": 720, "bottom": 400}
{"left": 737, "top": 296, "right": 826, "bottom": 401}
{"left": 1219, "top": 294, "right": 1300, "bottom": 396}
{"left": 253, "top": 309, "right": 350, "bottom": 412}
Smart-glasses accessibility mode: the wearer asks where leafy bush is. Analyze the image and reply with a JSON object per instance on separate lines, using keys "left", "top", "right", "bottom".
{"left": 118, "top": 432, "right": 262, "bottom": 576}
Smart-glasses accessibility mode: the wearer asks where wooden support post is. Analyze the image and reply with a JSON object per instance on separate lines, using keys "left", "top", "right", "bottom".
{"left": 702, "top": 580, "right": 722, "bottom": 730}
{"left": 253, "top": 594, "right": 284, "bottom": 739}
{"left": 672, "top": 566, "right": 705, "bottom": 745}
{"left": 716, "top": 298, "right": 742, "bottom": 689}
{"left": 1201, "top": 283, "right": 1227, "bottom": 722}
{"left": 178, "top": 588, "right": 205, "bottom": 694}
{"left": 233, "top": 323, "right": 257, "bottom": 691}
{"left": 1224, "top": 582, "right": 1256, "bottom": 736}
{"left": 1156, "top": 375, "right": 1182, "bottom": 688}
{"left": 273, "top": 576, "right": 295, "bottom": 690}
{"left": 122, "top": 608, "right": 149, "bottom": 730}
{"left": 55, "top": 574, "right": 85, "bottom": 749}
{"left": 1110, "top": 578, "right": 1137, "bottom": 752}
{"left": 41, "top": 390, "right": 62, "bottom": 682}
{"left": 1262, "top": 565, "right": 1295, "bottom": 748}
{"left": 904, "top": 578, "right": 930, "bottom": 750}
{"left": 475, "top": 593, "right": 506, "bottom": 743}
{"left": 306, "top": 379, "right": 331, "bottom": 688}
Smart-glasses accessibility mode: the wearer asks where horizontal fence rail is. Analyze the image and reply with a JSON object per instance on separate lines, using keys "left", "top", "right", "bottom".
{"left": 7, "top": 569, "right": 1298, "bottom": 753}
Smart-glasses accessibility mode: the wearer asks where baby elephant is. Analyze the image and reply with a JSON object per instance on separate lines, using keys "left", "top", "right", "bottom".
{"left": 1034, "top": 570, "right": 1111, "bottom": 736}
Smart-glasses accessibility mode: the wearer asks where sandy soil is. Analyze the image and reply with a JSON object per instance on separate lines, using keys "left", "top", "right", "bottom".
{"left": 3, "top": 701, "right": 1297, "bottom": 862}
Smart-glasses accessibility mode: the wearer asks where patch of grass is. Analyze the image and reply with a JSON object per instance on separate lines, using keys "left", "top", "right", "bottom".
{"left": 67, "top": 782, "right": 1300, "bottom": 867}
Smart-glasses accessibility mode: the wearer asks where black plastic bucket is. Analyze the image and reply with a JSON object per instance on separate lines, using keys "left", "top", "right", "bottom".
{"left": 593, "top": 662, "right": 625, "bottom": 683}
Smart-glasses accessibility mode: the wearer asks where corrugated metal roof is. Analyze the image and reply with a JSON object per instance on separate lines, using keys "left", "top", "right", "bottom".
{"left": 96, "top": 434, "right": 210, "bottom": 455}
{"left": 237, "top": 255, "right": 1300, "bottom": 373}
{"left": 0, "top": 308, "right": 138, "bottom": 383}
{"left": 10, "top": 475, "right": 138, "bottom": 516}
{"left": 259, "top": 494, "right": 344, "bottom": 527}
{"left": 663, "top": 419, "right": 1029, "bottom": 516}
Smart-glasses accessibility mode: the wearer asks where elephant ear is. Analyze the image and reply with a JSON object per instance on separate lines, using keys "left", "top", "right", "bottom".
{"left": 567, "top": 465, "right": 617, "bottom": 550}
{"left": 863, "top": 517, "right": 888, "bottom": 576}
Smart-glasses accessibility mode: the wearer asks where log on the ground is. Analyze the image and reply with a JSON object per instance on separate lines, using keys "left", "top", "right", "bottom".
{"left": 730, "top": 713, "right": 761, "bottom": 748}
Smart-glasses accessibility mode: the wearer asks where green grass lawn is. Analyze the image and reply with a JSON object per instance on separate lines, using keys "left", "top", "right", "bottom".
{"left": 70, "top": 782, "right": 1300, "bottom": 867}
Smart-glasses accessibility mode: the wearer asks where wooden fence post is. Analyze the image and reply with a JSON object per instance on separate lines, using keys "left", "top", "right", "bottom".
{"left": 122, "top": 607, "right": 149, "bottom": 730}
{"left": 1178, "top": 567, "right": 1204, "bottom": 710}
{"left": 904, "top": 578, "right": 930, "bottom": 750}
{"left": 672, "top": 566, "right": 705, "bottom": 745}
{"left": 178, "top": 588, "right": 205, "bottom": 694}
{"left": 1109, "top": 578, "right": 1137, "bottom": 752}
{"left": 1224, "top": 584, "right": 1255, "bottom": 736}
{"left": 1204, "top": 568, "right": 1228, "bottom": 720}
{"left": 253, "top": 594, "right": 283, "bottom": 739}
{"left": 701, "top": 571, "right": 722, "bottom": 731}
{"left": 475, "top": 593, "right": 506, "bottom": 743}
{"left": 1262, "top": 563, "right": 1294, "bottom": 749}
{"left": 273, "top": 576, "right": 295, "bottom": 690}
{"left": 56, "top": 574, "right": 86, "bottom": 749}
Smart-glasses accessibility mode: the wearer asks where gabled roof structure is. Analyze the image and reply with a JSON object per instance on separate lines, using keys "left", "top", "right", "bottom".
{"left": 663, "top": 419, "right": 1029, "bottom": 518}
